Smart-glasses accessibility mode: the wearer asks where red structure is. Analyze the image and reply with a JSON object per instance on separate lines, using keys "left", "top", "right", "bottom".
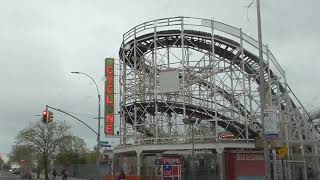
{"left": 225, "top": 151, "right": 265, "bottom": 180}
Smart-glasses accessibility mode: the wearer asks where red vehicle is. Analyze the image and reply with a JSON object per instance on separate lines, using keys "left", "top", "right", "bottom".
{"left": 21, "top": 171, "right": 33, "bottom": 179}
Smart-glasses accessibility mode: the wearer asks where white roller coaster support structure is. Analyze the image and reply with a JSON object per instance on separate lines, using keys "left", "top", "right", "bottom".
{"left": 116, "top": 17, "right": 320, "bottom": 179}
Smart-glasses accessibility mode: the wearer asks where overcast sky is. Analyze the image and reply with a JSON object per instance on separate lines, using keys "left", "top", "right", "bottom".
{"left": 1, "top": 0, "right": 319, "bottom": 160}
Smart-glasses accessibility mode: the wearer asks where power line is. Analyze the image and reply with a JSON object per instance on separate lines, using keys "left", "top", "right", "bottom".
{"left": 245, "top": 0, "right": 255, "bottom": 21}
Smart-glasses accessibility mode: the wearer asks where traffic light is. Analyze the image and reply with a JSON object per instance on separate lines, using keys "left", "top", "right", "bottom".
{"left": 42, "top": 110, "right": 53, "bottom": 123}
{"left": 42, "top": 110, "right": 48, "bottom": 123}
{"left": 48, "top": 111, "right": 54, "bottom": 123}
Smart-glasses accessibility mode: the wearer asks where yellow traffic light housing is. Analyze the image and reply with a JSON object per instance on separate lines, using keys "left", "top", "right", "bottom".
{"left": 48, "top": 111, "right": 54, "bottom": 123}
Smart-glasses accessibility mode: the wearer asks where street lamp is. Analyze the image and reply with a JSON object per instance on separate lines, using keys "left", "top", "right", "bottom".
{"left": 71, "top": 71, "right": 101, "bottom": 180}
{"left": 183, "top": 117, "right": 196, "bottom": 180}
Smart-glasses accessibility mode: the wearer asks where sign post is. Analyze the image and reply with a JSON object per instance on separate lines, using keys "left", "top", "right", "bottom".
{"left": 278, "top": 146, "right": 288, "bottom": 180}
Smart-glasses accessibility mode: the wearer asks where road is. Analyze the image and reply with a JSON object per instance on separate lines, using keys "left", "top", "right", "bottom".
{"left": 0, "top": 171, "right": 88, "bottom": 180}
{"left": 0, "top": 171, "right": 20, "bottom": 180}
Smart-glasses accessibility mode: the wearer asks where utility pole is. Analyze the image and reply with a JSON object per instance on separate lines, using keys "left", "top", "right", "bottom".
{"left": 256, "top": 0, "right": 271, "bottom": 179}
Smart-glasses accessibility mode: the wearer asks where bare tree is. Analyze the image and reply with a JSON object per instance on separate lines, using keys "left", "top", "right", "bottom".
{"left": 16, "top": 121, "right": 70, "bottom": 180}
{"left": 55, "top": 135, "right": 89, "bottom": 167}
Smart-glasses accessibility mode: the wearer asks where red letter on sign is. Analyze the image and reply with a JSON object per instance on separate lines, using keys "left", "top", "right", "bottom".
{"left": 106, "top": 95, "right": 112, "bottom": 104}
{"left": 106, "top": 115, "right": 114, "bottom": 123}
{"left": 106, "top": 125, "right": 113, "bottom": 135}
{"left": 106, "top": 66, "right": 113, "bottom": 75}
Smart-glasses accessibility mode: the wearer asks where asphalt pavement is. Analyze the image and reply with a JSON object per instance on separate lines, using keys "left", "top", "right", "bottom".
{"left": 0, "top": 171, "right": 20, "bottom": 180}
{"left": 0, "top": 171, "right": 88, "bottom": 180}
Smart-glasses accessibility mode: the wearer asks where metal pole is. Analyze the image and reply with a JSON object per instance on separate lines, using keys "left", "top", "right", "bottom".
{"left": 181, "top": 18, "right": 186, "bottom": 118}
{"left": 256, "top": 0, "right": 270, "bottom": 179}
{"left": 70, "top": 72, "right": 101, "bottom": 180}
{"left": 97, "top": 94, "right": 101, "bottom": 180}
{"left": 273, "top": 150, "right": 278, "bottom": 180}
{"left": 72, "top": 139, "right": 75, "bottom": 176}
{"left": 46, "top": 105, "right": 98, "bottom": 135}
{"left": 191, "top": 123, "right": 195, "bottom": 180}
{"left": 282, "top": 159, "right": 285, "bottom": 180}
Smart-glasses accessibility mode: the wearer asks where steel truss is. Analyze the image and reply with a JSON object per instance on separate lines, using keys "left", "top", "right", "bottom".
{"left": 116, "top": 17, "right": 320, "bottom": 171}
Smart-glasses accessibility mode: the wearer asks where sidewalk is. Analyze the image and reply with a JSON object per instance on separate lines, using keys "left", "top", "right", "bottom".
{"left": 37, "top": 174, "right": 89, "bottom": 180}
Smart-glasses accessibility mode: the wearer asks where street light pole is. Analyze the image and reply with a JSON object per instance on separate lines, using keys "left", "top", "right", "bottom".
{"left": 256, "top": 0, "right": 270, "bottom": 179}
{"left": 71, "top": 72, "right": 101, "bottom": 180}
{"left": 97, "top": 93, "right": 101, "bottom": 179}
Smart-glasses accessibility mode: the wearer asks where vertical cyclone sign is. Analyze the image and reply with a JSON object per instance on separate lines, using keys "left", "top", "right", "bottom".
{"left": 105, "top": 58, "right": 115, "bottom": 135}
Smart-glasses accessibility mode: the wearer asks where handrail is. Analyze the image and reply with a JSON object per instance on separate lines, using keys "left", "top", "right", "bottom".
{"left": 122, "top": 16, "right": 286, "bottom": 77}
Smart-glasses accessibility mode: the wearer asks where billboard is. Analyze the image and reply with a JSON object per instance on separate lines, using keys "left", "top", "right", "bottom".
{"left": 264, "top": 108, "right": 278, "bottom": 139}
{"left": 159, "top": 71, "right": 179, "bottom": 93}
{"left": 155, "top": 157, "right": 181, "bottom": 178}
{"left": 105, "top": 58, "right": 115, "bottom": 135}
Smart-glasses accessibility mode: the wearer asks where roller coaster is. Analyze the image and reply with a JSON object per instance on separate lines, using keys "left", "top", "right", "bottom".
{"left": 115, "top": 17, "right": 320, "bottom": 174}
